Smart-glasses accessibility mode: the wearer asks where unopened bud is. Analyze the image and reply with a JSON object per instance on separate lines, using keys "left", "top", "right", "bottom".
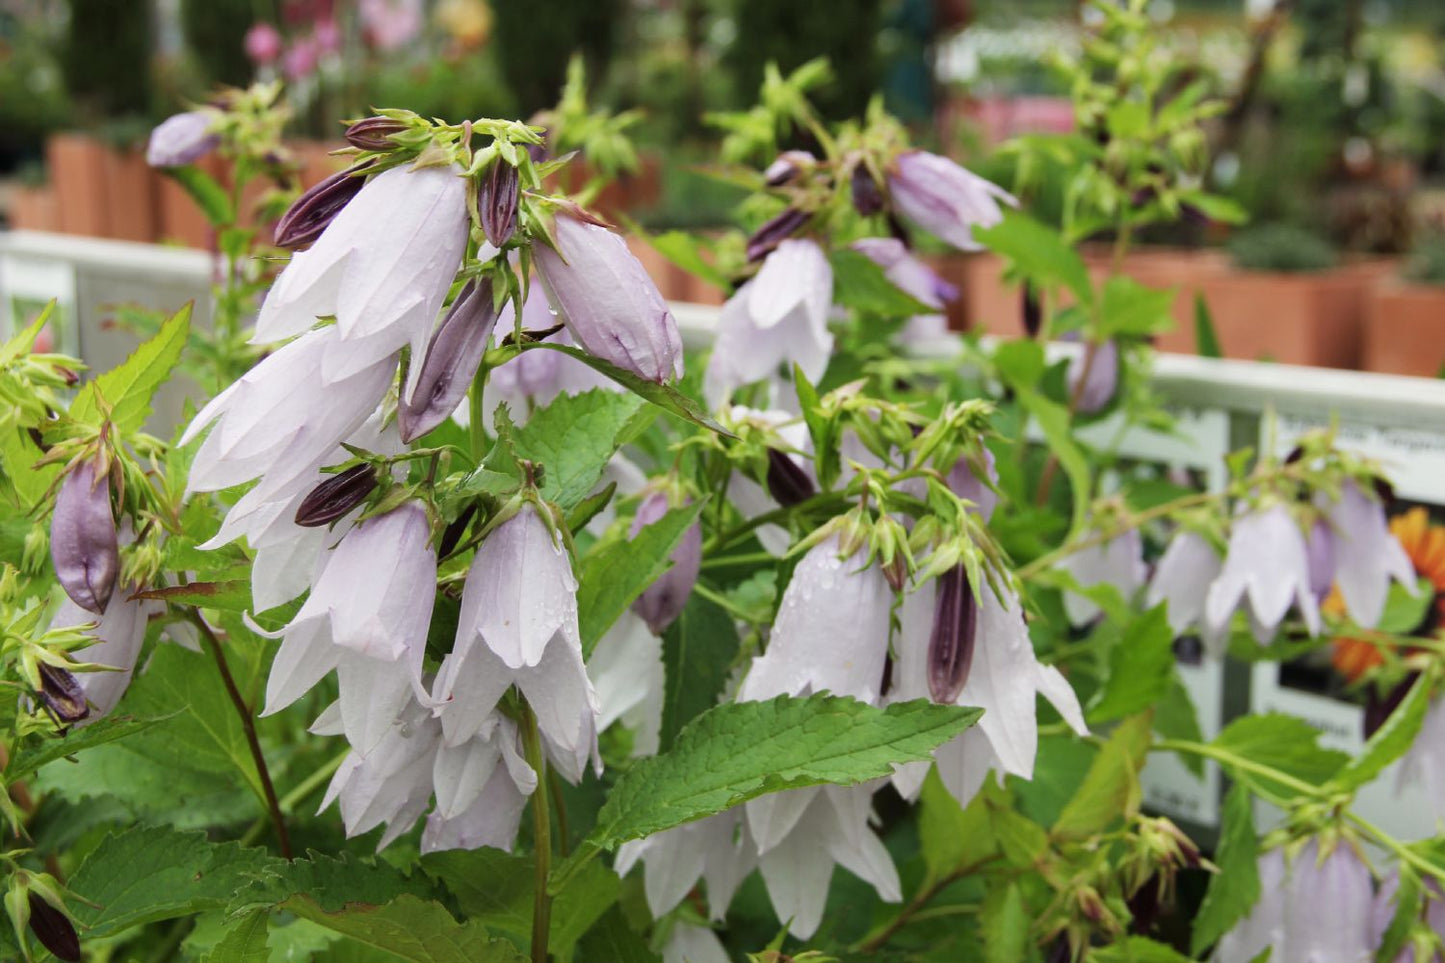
{"left": 439, "top": 503, "right": 478, "bottom": 558}
{"left": 928, "top": 565, "right": 978, "bottom": 703}
{"left": 26, "top": 891, "right": 79, "bottom": 963}
{"left": 763, "top": 150, "right": 815, "bottom": 187}
{"left": 765, "top": 448, "right": 815, "bottom": 507}
{"left": 38, "top": 663, "right": 88, "bottom": 725}
{"left": 746, "top": 207, "right": 811, "bottom": 263}
{"left": 50, "top": 457, "right": 118, "bottom": 614}
{"left": 273, "top": 165, "right": 369, "bottom": 249}
{"left": 295, "top": 464, "right": 378, "bottom": 527}
{"left": 344, "top": 116, "right": 408, "bottom": 151}
{"left": 851, "top": 164, "right": 885, "bottom": 216}
{"left": 479, "top": 161, "right": 521, "bottom": 248}
{"left": 630, "top": 491, "right": 702, "bottom": 634}
{"left": 1021, "top": 282, "right": 1042, "bottom": 338}
{"left": 398, "top": 278, "right": 500, "bottom": 443}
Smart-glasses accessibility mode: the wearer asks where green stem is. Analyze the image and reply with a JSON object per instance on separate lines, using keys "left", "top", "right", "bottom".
{"left": 701, "top": 490, "right": 850, "bottom": 555}
{"left": 238, "top": 749, "right": 347, "bottom": 848}
{"left": 698, "top": 551, "right": 777, "bottom": 572}
{"left": 853, "top": 856, "right": 999, "bottom": 953}
{"left": 520, "top": 702, "right": 552, "bottom": 963}
{"left": 1152, "top": 739, "right": 1324, "bottom": 799}
{"left": 469, "top": 361, "right": 490, "bottom": 463}
{"left": 1347, "top": 812, "right": 1445, "bottom": 886}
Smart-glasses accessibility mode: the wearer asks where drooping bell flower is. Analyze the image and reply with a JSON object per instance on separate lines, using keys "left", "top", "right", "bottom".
{"left": 146, "top": 112, "right": 219, "bottom": 168}
{"left": 1145, "top": 529, "right": 1224, "bottom": 652}
{"left": 1217, "top": 841, "right": 1376, "bottom": 962}
{"left": 344, "top": 116, "right": 408, "bottom": 151}
{"left": 1212, "top": 848, "right": 1288, "bottom": 963}
{"left": 1065, "top": 336, "right": 1120, "bottom": 415}
{"left": 1317, "top": 481, "right": 1417, "bottom": 628}
{"left": 587, "top": 611, "right": 664, "bottom": 757}
{"left": 662, "top": 924, "right": 731, "bottom": 963}
{"left": 273, "top": 165, "right": 369, "bottom": 249}
{"left": 887, "top": 150, "right": 1016, "bottom": 251}
{"left": 398, "top": 278, "right": 500, "bottom": 443}
{"left": 630, "top": 492, "right": 701, "bottom": 635}
{"left": 890, "top": 576, "right": 1087, "bottom": 808}
{"left": 424, "top": 715, "right": 536, "bottom": 853}
{"left": 533, "top": 212, "right": 683, "bottom": 384}
{"left": 1397, "top": 696, "right": 1445, "bottom": 825}
{"left": 1057, "top": 528, "right": 1147, "bottom": 628}
{"left": 49, "top": 589, "right": 149, "bottom": 722}
{"left": 253, "top": 164, "right": 469, "bottom": 390}
{"left": 851, "top": 237, "right": 958, "bottom": 312}
{"left": 1205, "top": 503, "right": 1321, "bottom": 644}
{"left": 50, "top": 457, "right": 118, "bottom": 614}
{"left": 614, "top": 809, "right": 756, "bottom": 921}
{"left": 1306, "top": 520, "right": 1337, "bottom": 600}
{"left": 479, "top": 161, "right": 520, "bottom": 248}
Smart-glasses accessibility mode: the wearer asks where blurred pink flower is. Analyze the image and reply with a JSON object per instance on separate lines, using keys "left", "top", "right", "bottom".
{"left": 314, "top": 17, "right": 342, "bottom": 55}
{"left": 282, "top": 37, "right": 319, "bottom": 81}
{"left": 360, "top": 0, "right": 423, "bottom": 52}
{"left": 244, "top": 22, "right": 283, "bottom": 65}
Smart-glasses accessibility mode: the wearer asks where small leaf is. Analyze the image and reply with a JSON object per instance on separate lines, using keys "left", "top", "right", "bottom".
{"left": 1189, "top": 783, "right": 1259, "bottom": 957}
{"left": 974, "top": 211, "right": 1094, "bottom": 307}
{"left": 993, "top": 338, "right": 1046, "bottom": 392}
{"left": 279, "top": 894, "right": 525, "bottom": 962}
{"left": 828, "top": 249, "right": 936, "bottom": 317}
{"left": 6, "top": 712, "right": 177, "bottom": 779}
{"left": 1089, "top": 607, "right": 1174, "bottom": 724}
{"left": 919, "top": 768, "right": 997, "bottom": 885}
{"left": 161, "top": 166, "right": 233, "bottom": 225}
{"left": 70, "top": 304, "right": 193, "bottom": 434}
{"left": 1193, "top": 294, "right": 1222, "bottom": 358}
{"left": 1053, "top": 712, "right": 1152, "bottom": 839}
{"left": 982, "top": 884, "right": 1029, "bottom": 963}
{"left": 1098, "top": 276, "right": 1175, "bottom": 339}
{"left": 1087, "top": 936, "right": 1193, "bottom": 962}
{"left": 1333, "top": 671, "right": 1433, "bottom": 792}
{"left": 1210, "top": 713, "right": 1348, "bottom": 796}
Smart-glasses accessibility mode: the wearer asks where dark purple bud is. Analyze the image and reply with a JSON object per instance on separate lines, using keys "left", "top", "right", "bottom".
{"left": 1180, "top": 203, "right": 1209, "bottom": 226}
{"left": 1021, "top": 282, "right": 1042, "bottom": 337}
{"left": 1284, "top": 445, "right": 1305, "bottom": 465}
{"left": 1125, "top": 875, "right": 1162, "bottom": 935}
{"left": 38, "top": 663, "right": 89, "bottom": 725}
{"left": 928, "top": 565, "right": 978, "bottom": 704}
{"left": 54, "top": 366, "right": 79, "bottom": 387}
{"left": 50, "top": 458, "right": 118, "bottom": 614}
{"left": 399, "top": 278, "right": 500, "bottom": 443}
{"left": 27, "top": 893, "right": 80, "bottom": 963}
{"left": 1374, "top": 476, "right": 1396, "bottom": 511}
{"left": 851, "top": 165, "right": 885, "bottom": 216}
{"left": 273, "top": 165, "right": 369, "bottom": 249}
{"left": 1364, "top": 672, "right": 1417, "bottom": 740}
{"left": 525, "top": 142, "right": 549, "bottom": 163}
{"left": 439, "top": 503, "right": 478, "bottom": 559}
{"left": 344, "top": 116, "right": 408, "bottom": 151}
{"left": 746, "top": 208, "right": 811, "bottom": 263}
{"left": 763, "top": 150, "right": 815, "bottom": 187}
{"left": 765, "top": 448, "right": 815, "bottom": 507}
{"left": 480, "top": 161, "right": 521, "bottom": 248}
{"left": 1130, "top": 186, "right": 1158, "bottom": 207}
{"left": 630, "top": 492, "right": 702, "bottom": 634}
{"left": 295, "top": 464, "right": 378, "bottom": 527}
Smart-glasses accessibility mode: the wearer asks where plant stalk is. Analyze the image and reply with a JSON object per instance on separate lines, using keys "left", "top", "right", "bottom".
{"left": 520, "top": 701, "right": 552, "bottom": 963}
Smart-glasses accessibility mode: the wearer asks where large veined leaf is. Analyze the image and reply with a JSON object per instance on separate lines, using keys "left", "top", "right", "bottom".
{"left": 659, "top": 593, "right": 742, "bottom": 752}
{"left": 1209, "top": 713, "right": 1348, "bottom": 797}
{"left": 279, "top": 895, "right": 526, "bottom": 963}
{"left": 69, "top": 304, "right": 192, "bottom": 434}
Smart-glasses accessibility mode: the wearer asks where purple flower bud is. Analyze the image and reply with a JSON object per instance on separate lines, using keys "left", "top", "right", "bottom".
{"left": 344, "top": 116, "right": 408, "bottom": 151}
{"left": 479, "top": 161, "right": 520, "bottom": 248}
{"left": 887, "top": 150, "right": 1016, "bottom": 252}
{"left": 1065, "top": 336, "right": 1120, "bottom": 415}
{"left": 764, "top": 150, "right": 815, "bottom": 187}
{"left": 533, "top": 213, "right": 683, "bottom": 384}
{"left": 746, "top": 207, "right": 811, "bottom": 263}
{"left": 27, "top": 893, "right": 80, "bottom": 963}
{"left": 398, "top": 278, "right": 500, "bottom": 443}
{"left": 38, "top": 662, "right": 89, "bottom": 725}
{"left": 630, "top": 492, "right": 702, "bottom": 634}
{"left": 928, "top": 565, "right": 978, "bottom": 704}
{"left": 439, "top": 503, "right": 478, "bottom": 559}
{"left": 294, "top": 464, "right": 379, "bottom": 527}
{"left": 50, "top": 458, "right": 118, "bottom": 614}
{"left": 851, "top": 165, "right": 885, "bottom": 216}
{"left": 766, "top": 447, "right": 815, "bottom": 507}
{"left": 1021, "top": 283, "right": 1042, "bottom": 337}
{"left": 146, "top": 111, "right": 220, "bottom": 168}
{"left": 273, "top": 165, "right": 369, "bottom": 250}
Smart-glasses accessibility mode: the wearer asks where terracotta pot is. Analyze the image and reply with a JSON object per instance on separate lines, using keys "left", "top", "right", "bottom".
{"left": 8, "top": 185, "right": 61, "bottom": 231}
{"left": 47, "top": 133, "right": 111, "bottom": 237}
{"left": 157, "top": 152, "right": 229, "bottom": 249}
{"left": 626, "top": 235, "right": 691, "bottom": 302}
{"left": 1362, "top": 281, "right": 1445, "bottom": 378}
{"left": 100, "top": 145, "right": 158, "bottom": 242}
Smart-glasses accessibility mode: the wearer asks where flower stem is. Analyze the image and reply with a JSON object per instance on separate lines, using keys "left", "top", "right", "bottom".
{"left": 187, "top": 609, "right": 292, "bottom": 859}
{"left": 520, "top": 700, "right": 552, "bottom": 963}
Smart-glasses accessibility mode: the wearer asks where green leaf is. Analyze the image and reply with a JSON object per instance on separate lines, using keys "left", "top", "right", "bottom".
{"left": 587, "top": 695, "right": 982, "bottom": 850}
{"left": 1153, "top": 675, "right": 1204, "bottom": 778}
{"left": 1098, "top": 276, "right": 1175, "bottom": 339}
{"left": 131, "top": 580, "right": 253, "bottom": 612}
{"left": 828, "top": 249, "right": 936, "bottom": 317}
{"left": 974, "top": 211, "right": 1093, "bottom": 307}
{"left": 1193, "top": 294, "right": 1222, "bottom": 358}
{"left": 659, "top": 593, "right": 741, "bottom": 753}
{"left": 993, "top": 339, "right": 1046, "bottom": 392}
{"left": 518, "top": 343, "right": 731, "bottom": 437}
{"left": 0, "top": 426, "right": 57, "bottom": 510}
{"left": 503, "top": 388, "right": 648, "bottom": 509}
{"left": 639, "top": 230, "right": 730, "bottom": 291}
{"left": 229, "top": 850, "right": 438, "bottom": 917}
{"left": 204, "top": 910, "right": 270, "bottom": 963}
{"left": 1017, "top": 387, "right": 1090, "bottom": 534}
{"left": 1209, "top": 713, "right": 1349, "bottom": 797}
{"left": 575, "top": 907, "right": 660, "bottom": 963}
{"left": 421, "top": 848, "right": 617, "bottom": 957}
{"left": 68, "top": 826, "right": 280, "bottom": 938}
{"left": 1176, "top": 190, "right": 1248, "bottom": 226}
{"left": 981, "top": 884, "right": 1029, "bottom": 963}
{"left": 1190, "top": 783, "right": 1260, "bottom": 958}
{"left": 6, "top": 711, "right": 176, "bottom": 779}
{"left": 1053, "top": 713, "right": 1152, "bottom": 839}
{"left": 161, "top": 166, "right": 234, "bottom": 225}
{"left": 576, "top": 501, "right": 706, "bottom": 655}
{"left": 1088, "top": 936, "right": 1193, "bottom": 962}
{"left": 1378, "top": 577, "right": 1435, "bottom": 634}
{"left": 70, "top": 304, "right": 192, "bottom": 434}
{"left": 1375, "top": 865, "right": 1421, "bottom": 963}
{"left": 1088, "top": 607, "right": 1174, "bottom": 724}
{"left": 919, "top": 767, "right": 997, "bottom": 885}
{"left": 280, "top": 894, "right": 526, "bottom": 963}
{"left": 1332, "top": 671, "right": 1433, "bottom": 792}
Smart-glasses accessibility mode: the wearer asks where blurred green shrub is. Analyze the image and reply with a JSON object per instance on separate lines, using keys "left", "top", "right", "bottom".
{"left": 491, "top": 0, "right": 623, "bottom": 115}
{"left": 1228, "top": 223, "right": 1340, "bottom": 274}
{"left": 180, "top": 0, "right": 254, "bottom": 89}
{"left": 1404, "top": 234, "right": 1445, "bottom": 286}
{"left": 62, "top": 0, "right": 151, "bottom": 118}
{"left": 722, "top": 0, "right": 881, "bottom": 120}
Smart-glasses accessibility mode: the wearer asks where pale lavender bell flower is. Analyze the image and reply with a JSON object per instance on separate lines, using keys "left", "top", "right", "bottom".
{"left": 252, "top": 164, "right": 469, "bottom": 390}
{"left": 1397, "top": 696, "right": 1445, "bottom": 825}
{"left": 630, "top": 491, "right": 701, "bottom": 634}
{"left": 614, "top": 809, "right": 756, "bottom": 922}
{"left": 704, "top": 239, "right": 834, "bottom": 407}
{"left": 887, "top": 150, "right": 1017, "bottom": 251}
{"left": 48, "top": 588, "right": 149, "bottom": 722}
{"left": 851, "top": 237, "right": 959, "bottom": 348}
{"left": 1057, "top": 528, "right": 1147, "bottom": 628}
{"left": 146, "top": 111, "right": 219, "bottom": 168}
{"left": 1306, "top": 520, "right": 1338, "bottom": 600}
{"left": 484, "top": 286, "right": 615, "bottom": 420}
{"left": 890, "top": 576, "right": 1087, "bottom": 808}
{"left": 50, "top": 457, "right": 118, "bottom": 614}
{"left": 587, "top": 610, "right": 664, "bottom": 756}
{"left": 532, "top": 213, "right": 683, "bottom": 384}
{"left": 423, "top": 715, "right": 538, "bottom": 853}
{"left": 1317, "top": 481, "right": 1417, "bottom": 628}
{"left": 1205, "top": 503, "right": 1321, "bottom": 644}
{"left": 261, "top": 503, "right": 436, "bottom": 757}
{"left": 663, "top": 924, "right": 731, "bottom": 963}
{"left": 430, "top": 504, "right": 599, "bottom": 782}
{"left": 1064, "top": 335, "right": 1120, "bottom": 415}
{"left": 946, "top": 448, "right": 999, "bottom": 522}
{"left": 1145, "top": 529, "right": 1225, "bottom": 653}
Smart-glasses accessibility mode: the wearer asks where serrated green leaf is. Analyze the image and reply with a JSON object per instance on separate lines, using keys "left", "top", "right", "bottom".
{"left": 1088, "top": 607, "right": 1174, "bottom": 724}
{"left": 1193, "top": 294, "right": 1222, "bottom": 359}
{"left": 230, "top": 850, "right": 438, "bottom": 917}
{"left": 1209, "top": 713, "right": 1348, "bottom": 796}
{"left": 70, "top": 304, "right": 192, "bottom": 434}
{"left": 1087, "top": 935, "right": 1193, "bottom": 962}
{"left": 828, "top": 249, "right": 936, "bottom": 317}
{"left": 1017, "top": 387, "right": 1090, "bottom": 534}
{"left": 162, "top": 166, "right": 234, "bottom": 225}
{"left": 990, "top": 803, "right": 1049, "bottom": 868}
{"left": 280, "top": 894, "right": 525, "bottom": 963}
{"left": 68, "top": 826, "right": 281, "bottom": 938}
{"left": 499, "top": 388, "right": 646, "bottom": 510}
{"left": 205, "top": 910, "right": 270, "bottom": 963}
{"left": 974, "top": 211, "right": 1093, "bottom": 307}
{"left": 132, "top": 580, "right": 253, "bottom": 612}
{"left": 659, "top": 593, "right": 741, "bottom": 753}
{"left": 1053, "top": 713, "right": 1152, "bottom": 839}
{"left": 1190, "top": 783, "right": 1260, "bottom": 958}
{"left": 0, "top": 425, "right": 57, "bottom": 510}
{"left": 1333, "top": 671, "right": 1433, "bottom": 792}
{"left": 577, "top": 501, "right": 706, "bottom": 655}
{"left": 518, "top": 343, "right": 730, "bottom": 437}
{"left": 588, "top": 695, "right": 982, "bottom": 849}
{"left": 1098, "top": 275, "right": 1175, "bottom": 339}
{"left": 982, "top": 884, "right": 1028, "bottom": 963}
{"left": 6, "top": 711, "right": 176, "bottom": 778}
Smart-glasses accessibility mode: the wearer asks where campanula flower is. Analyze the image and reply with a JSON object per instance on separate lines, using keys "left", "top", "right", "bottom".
{"left": 630, "top": 491, "right": 701, "bottom": 635}
{"left": 49, "top": 589, "right": 149, "bottom": 722}
{"left": 1318, "top": 481, "right": 1417, "bottom": 628}
{"left": 145, "top": 112, "right": 219, "bottom": 168}
{"left": 887, "top": 150, "right": 1016, "bottom": 251}
{"left": 1146, "top": 529, "right": 1224, "bottom": 652}
{"left": 1058, "top": 529, "right": 1147, "bottom": 628}
{"left": 1205, "top": 503, "right": 1320, "bottom": 644}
